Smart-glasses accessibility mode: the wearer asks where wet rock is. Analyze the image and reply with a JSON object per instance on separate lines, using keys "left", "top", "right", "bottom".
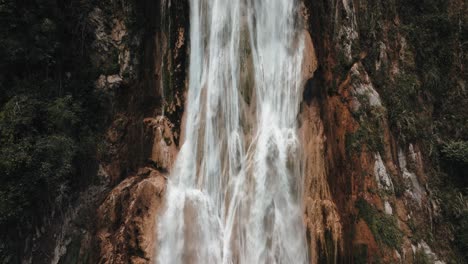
{"left": 96, "top": 169, "right": 167, "bottom": 264}
{"left": 299, "top": 100, "right": 342, "bottom": 262}
{"left": 144, "top": 116, "right": 178, "bottom": 171}
{"left": 301, "top": 30, "right": 318, "bottom": 84}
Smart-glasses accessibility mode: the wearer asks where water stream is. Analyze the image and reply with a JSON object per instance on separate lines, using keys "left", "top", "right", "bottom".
{"left": 157, "top": 1, "right": 307, "bottom": 263}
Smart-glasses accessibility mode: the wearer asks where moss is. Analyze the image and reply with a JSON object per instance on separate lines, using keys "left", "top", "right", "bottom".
{"left": 374, "top": 71, "right": 437, "bottom": 149}
{"left": 346, "top": 129, "right": 363, "bottom": 154}
{"left": 408, "top": 218, "right": 426, "bottom": 243}
{"left": 352, "top": 0, "right": 466, "bottom": 260}
{"left": 384, "top": 72, "right": 425, "bottom": 144}
{"left": 376, "top": 213, "right": 403, "bottom": 249}
{"left": 392, "top": 178, "right": 405, "bottom": 198}
{"left": 355, "top": 198, "right": 402, "bottom": 249}
{"left": 353, "top": 244, "right": 368, "bottom": 264}
{"left": 355, "top": 198, "right": 374, "bottom": 222}
{"left": 414, "top": 249, "right": 431, "bottom": 264}
{"left": 346, "top": 96, "right": 385, "bottom": 155}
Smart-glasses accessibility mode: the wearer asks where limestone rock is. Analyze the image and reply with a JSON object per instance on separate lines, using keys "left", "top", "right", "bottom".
{"left": 302, "top": 30, "right": 318, "bottom": 84}
{"left": 95, "top": 169, "right": 167, "bottom": 264}
{"left": 144, "top": 116, "right": 178, "bottom": 171}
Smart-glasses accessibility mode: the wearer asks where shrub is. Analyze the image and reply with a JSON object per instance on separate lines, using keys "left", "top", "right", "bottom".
{"left": 382, "top": 72, "right": 427, "bottom": 144}
{"left": 414, "top": 249, "right": 431, "bottom": 264}
{"left": 353, "top": 244, "right": 368, "bottom": 264}
{"left": 456, "top": 211, "right": 468, "bottom": 261}
{"left": 441, "top": 141, "right": 468, "bottom": 165}
{"left": 0, "top": 0, "right": 111, "bottom": 260}
{"left": 346, "top": 93, "right": 386, "bottom": 155}
{"left": 356, "top": 198, "right": 402, "bottom": 249}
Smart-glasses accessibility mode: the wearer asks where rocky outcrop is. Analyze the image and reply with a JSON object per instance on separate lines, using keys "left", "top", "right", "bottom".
{"left": 41, "top": 0, "right": 188, "bottom": 263}
{"left": 96, "top": 168, "right": 166, "bottom": 264}
{"left": 39, "top": 0, "right": 464, "bottom": 263}
{"left": 300, "top": 100, "right": 342, "bottom": 263}
{"left": 299, "top": 27, "right": 343, "bottom": 263}
{"left": 90, "top": 0, "right": 188, "bottom": 261}
{"left": 302, "top": 0, "right": 465, "bottom": 262}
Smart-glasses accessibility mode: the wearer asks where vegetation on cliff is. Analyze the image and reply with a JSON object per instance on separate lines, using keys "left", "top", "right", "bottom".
{"left": 351, "top": 0, "right": 467, "bottom": 261}
{"left": 397, "top": 1, "right": 467, "bottom": 260}
{"left": 0, "top": 0, "right": 466, "bottom": 263}
{"left": 0, "top": 0, "right": 111, "bottom": 261}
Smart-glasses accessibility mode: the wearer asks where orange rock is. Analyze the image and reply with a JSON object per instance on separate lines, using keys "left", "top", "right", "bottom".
{"left": 95, "top": 169, "right": 167, "bottom": 263}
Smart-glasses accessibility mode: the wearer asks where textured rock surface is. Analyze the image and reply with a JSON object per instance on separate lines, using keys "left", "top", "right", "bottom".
{"left": 300, "top": 101, "right": 342, "bottom": 263}
{"left": 96, "top": 169, "right": 166, "bottom": 263}
{"left": 26, "top": 0, "right": 465, "bottom": 263}
{"left": 302, "top": 0, "right": 466, "bottom": 262}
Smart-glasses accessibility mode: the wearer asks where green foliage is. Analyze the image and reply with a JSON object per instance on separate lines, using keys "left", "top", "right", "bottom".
{"left": 456, "top": 210, "right": 468, "bottom": 261}
{"left": 346, "top": 95, "right": 385, "bottom": 155}
{"left": 358, "top": 0, "right": 467, "bottom": 149}
{"left": 441, "top": 141, "right": 468, "bottom": 165}
{"left": 393, "top": 2, "right": 467, "bottom": 259}
{"left": 346, "top": 122, "right": 383, "bottom": 154}
{"left": 353, "top": 244, "right": 368, "bottom": 264}
{"left": 0, "top": 96, "right": 81, "bottom": 225}
{"left": 431, "top": 187, "right": 468, "bottom": 262}
{"left": 350, "top": 0, "right": 466, "bottom": 260}
{"left": 355, "top": 198, "right": 402, "bottom": 249}
{"left": 397, "top": 1, "right": 455, "bottom": 91}
{"left": 439, "top": 140, "right": 468, "bottom": 187}
{"left": 391, "top": 73, "right": 419, "bottom": 138}
{"left": 407, "top": 218, "right": 426, "bottom": 243}
{"left": 0, "top": 0, "right": 111, "bottom": 261}
{"left": 394, "top": 0, "right": 466, "bottom": 142}
{"left": 414, "top": 249, "right": 431, "bottom": 264}
{"left": 379, "top": 72, "right": 432, "bottom": 144}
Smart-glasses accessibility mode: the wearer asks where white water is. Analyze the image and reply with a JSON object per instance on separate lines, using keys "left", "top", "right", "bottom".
{"left": 157, "top": 0, "right": 307, "bottom": 263}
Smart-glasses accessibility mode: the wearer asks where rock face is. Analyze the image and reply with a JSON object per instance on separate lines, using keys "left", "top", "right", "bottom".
{"left": 36, "top": 0, "right": 189, "bottom": 263}
{"left": 144, "top": 116, "right": 179, "bottom": 171}
{"left": 93, "top": 114, "right": 178, "bottom": 264}
{"left": 302, "top": 0, "right": 466, "bottom": 263}
{"left": 300, "top": 101, "right": 342, "bottom": 263}
{"left": 96, "top": 169, "right": 166, "bottom": 264}
{"left": 36, "top": 0, "right": 465, "bottom": 263}
{"left": 89, "top": 0, "right": 188, "bottom": 262}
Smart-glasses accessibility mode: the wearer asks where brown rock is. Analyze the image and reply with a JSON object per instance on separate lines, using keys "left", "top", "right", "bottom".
{"left": 302, "top": 30, "right": 318, "bottom": 85}
{"left": 395, "top": 199, "right": 409, "bottom": 222}
{"left": 354, "top": 219, "right": 379, "bottom": 260}
{"left": 95, "top": 169, "right": 166, "bottom": 264}
{"left": 144, "top": 116, "right": 178, "bottom": 171}
{"left": 300, "top": 100, "right": 342, "bottom": 262}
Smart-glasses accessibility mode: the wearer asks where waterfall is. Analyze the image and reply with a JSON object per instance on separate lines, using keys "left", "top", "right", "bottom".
{"left": 156, "top": 0, "right": 307, "bottom": 263}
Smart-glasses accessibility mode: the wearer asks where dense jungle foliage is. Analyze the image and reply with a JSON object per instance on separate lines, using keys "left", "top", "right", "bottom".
{"left": 0, "top": 0, "right": 110, "bottom": 260}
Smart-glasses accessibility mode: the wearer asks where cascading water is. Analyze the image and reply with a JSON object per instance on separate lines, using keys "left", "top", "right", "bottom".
{"left": 157, "top": 0, "right": 307, "bottom": 263}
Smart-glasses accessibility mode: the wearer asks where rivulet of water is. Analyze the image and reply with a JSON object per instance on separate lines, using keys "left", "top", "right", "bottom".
{"left": 156, "top": 1, "right": 307, "bottom": 263}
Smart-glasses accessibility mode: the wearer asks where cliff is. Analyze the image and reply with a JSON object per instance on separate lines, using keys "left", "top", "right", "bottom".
{"left": 0, "top": 0, "right": 466, "bottom": 263}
